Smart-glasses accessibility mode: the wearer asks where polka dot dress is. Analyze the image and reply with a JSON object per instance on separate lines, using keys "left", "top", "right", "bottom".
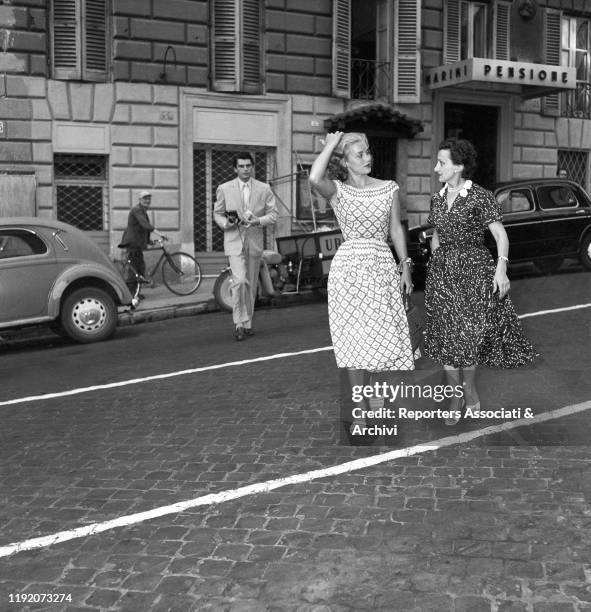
{"left": 424, "top": 181, "right": 538, "bottom": 368}
{"left": 328, "top": 180, "right": 414, "bottom": 372}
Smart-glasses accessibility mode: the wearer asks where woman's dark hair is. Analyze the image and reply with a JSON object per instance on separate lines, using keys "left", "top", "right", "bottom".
{"left": 438, "top": 138, "right": 477, "bottom": 179}
{"left": 233, "top": 152, "right": 254, "bottom": 167}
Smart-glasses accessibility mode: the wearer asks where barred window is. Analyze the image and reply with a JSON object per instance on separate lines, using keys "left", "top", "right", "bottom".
{"left": 54, "top": 154, "right": 108, "bottom": 231}
{"left": 557, "top": 150, "right": 588, "bottom": 186}
{"left": 51, "top": 0, "right": 109, "bottom": 81}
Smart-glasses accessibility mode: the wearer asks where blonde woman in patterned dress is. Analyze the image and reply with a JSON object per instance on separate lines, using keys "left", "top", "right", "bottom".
{"left": 425, "top": 138, "right": 537, "bottom": 425}
{"left": 309, "top": 132, "right": 414, "bottom": 432}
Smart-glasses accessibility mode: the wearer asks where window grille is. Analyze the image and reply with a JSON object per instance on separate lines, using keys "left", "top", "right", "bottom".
{"left": 54, "top": 154, "right": 108, "bottom": 231}
{"left": 193, "top": 146, "right": 273, "bottom": 252}
{"left": 557, "top": 150, "right": 588, "bottom": 186}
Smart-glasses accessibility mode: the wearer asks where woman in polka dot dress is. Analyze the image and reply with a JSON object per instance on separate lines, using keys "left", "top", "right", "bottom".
{"left": 425, "top": 138, "right": 538, "bottom": 425}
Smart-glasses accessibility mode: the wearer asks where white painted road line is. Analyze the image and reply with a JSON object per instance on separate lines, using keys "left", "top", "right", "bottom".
{"left": 1, "top": 399, "right": 589, "bottom": 559}
{"left": 1, "top": 303, "right": 590, "bottom": 409}
{"left": 0, "top": 346, "right": 333, "bottom": 408}
{"left": 518, "top": 302, "right": 591, "bottom": 319}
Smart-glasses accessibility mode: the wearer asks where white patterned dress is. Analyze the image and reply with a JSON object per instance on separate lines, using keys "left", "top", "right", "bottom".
{"left": 328, "top": 180, "right": 414, "bottom": 372}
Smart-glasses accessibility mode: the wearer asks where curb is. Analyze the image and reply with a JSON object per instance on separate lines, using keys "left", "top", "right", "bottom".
{"left": 117, "top": 298, "right": 218, "bottom": 327}
{"left": 0, "top": 292, "right": 327, "bottom": 346}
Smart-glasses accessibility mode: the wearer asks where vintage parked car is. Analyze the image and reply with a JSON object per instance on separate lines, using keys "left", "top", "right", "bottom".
{"left": 0, "top": 217, "right": 133, "bottom": 343}
{"left": 407, "top": 178, "right": 591, "bottom": 284}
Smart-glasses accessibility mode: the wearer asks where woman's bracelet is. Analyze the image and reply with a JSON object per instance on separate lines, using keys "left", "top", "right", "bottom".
{"left": 397, "top": 257, "right": 413, "bottom": 273}
{"left": 497, "top": 255, "right": 509, "bottom": 263}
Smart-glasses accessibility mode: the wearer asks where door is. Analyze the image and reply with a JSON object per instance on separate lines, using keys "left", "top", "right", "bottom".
{"left": 0, "top": 228, "right": 57, "bottom": 322}
{"left": 536, "top": 183, "right": 591, "bottom": 256}
{"left": 491, "top": 187, "right": 544, "bottom": 262}
{"left": 369, "top": 137, "right": 396, "bottom": 181}
{"left": 193, "top": 146, "right": 273, "bottom": 253}
{"left": 444, "top": 103, "right": 498, "bottom": 188}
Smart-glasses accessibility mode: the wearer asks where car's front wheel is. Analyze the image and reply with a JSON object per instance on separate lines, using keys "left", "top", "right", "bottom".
{"left": 60, "top": 287, "right": 118, "bottom": 343}
{"left": 580, "top": 233, "right": 591, "bottom": 271}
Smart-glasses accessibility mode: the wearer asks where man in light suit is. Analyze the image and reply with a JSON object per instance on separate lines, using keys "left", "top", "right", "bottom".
{"left": 213, "top": 153, "right": 278, "bottom": 341}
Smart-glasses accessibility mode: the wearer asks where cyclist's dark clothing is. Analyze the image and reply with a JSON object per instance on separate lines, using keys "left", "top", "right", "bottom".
{"left": 119, "top": 204, "right": 154, "bottom": 289}
{"left": 119, "top": 204, "right": 154, "bottom": 250}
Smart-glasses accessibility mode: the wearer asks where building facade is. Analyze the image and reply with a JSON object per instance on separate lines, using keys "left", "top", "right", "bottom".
{"left": 0, "top": 0, "right": 589, "bottom": 268}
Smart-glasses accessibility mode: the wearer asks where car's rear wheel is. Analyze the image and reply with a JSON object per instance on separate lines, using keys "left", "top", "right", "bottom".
{"left": 60, "top": 287, "right": 117, "bottom": 343}
{"left": 535, "top": 256, "right": 564, "bottom": 275}
{"left": 580, "top": 233, "right": 591, "bottom": 271}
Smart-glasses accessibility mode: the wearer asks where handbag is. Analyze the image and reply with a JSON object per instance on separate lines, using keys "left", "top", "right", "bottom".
{"left": 403, "top": 293, "right": 425, "bottom": 358}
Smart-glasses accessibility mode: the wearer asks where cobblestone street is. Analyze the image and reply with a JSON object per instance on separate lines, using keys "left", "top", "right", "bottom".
{"left": 0, "top": 273, "right": 590, "bottom": 611}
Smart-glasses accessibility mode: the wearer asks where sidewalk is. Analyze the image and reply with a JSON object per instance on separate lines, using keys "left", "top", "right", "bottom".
{"left": 118, "top": 276, "right": 218, "bottom": 327}
{"left": 0, "top": 276, "right": 327, "bottom": 345}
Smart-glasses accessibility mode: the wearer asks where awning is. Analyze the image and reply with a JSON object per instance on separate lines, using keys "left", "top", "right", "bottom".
{"left": 324, "top": 104, "right": 423, "bottom": 138}
{"left": 424, "top": 58, "right": 577, "bottom": 100}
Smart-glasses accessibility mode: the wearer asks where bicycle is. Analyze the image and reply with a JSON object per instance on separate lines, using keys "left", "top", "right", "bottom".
{"left": 117, "top": 235, "right": 202, "bottom": 301}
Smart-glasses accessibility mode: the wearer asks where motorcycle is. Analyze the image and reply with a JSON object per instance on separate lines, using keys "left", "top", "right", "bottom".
{"left": 213, "top": 249, "right": 290, "bottom": 312}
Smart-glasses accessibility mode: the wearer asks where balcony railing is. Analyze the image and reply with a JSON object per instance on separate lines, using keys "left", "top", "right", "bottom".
{"left": 561, "top": 82, "right": 591, "bottom": 119}
{"left": 351, "top": 58, "right": 391, "bottom": 100}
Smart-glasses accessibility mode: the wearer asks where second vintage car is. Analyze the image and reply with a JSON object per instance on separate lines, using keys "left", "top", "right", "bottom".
{"left": 0, "top": 217, "right": 133, "bottom": 343}
{"left": 407, "top": 178, "right": 591, "bottom": 284}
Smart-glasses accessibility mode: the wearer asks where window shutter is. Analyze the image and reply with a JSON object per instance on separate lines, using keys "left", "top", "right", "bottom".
{"left": 212, "top": 0, "right": 239, "bottom": 91}
{"left": 242, "top": 0, "right": 262, "bottom": 93}
{"left": 332, "top": 0, "right": 350, "bottom": 98}
{"left": 393, "top": 0, "right": 420, "bottom": 103}
{"left": 542, "top": 9, "right": 562, "bottom": 116}
{"left": 443, "top": 0, "right": 461, "bottom": 64}
{"left": 52, "top": 0, "right": 81, "bottom": 79}
{"left": 83, "top": 0, "right": 108, "bottom": 81}
{"left": 494, "top": 1, "right": 511, "bottom": 60}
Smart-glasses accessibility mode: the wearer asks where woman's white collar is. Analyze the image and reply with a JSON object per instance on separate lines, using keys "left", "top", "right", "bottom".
{"left": 440, "top": 179, "right": 473, "bottom": 198}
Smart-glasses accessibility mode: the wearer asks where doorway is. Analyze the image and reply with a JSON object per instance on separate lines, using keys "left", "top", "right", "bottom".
{"left": 444, "top": 103, "right": 499, "bottom": 188}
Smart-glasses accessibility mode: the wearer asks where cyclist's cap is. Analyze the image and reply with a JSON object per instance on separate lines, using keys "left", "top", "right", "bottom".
{"left": 139, "top": 190, "right": 151, "bottom": 199}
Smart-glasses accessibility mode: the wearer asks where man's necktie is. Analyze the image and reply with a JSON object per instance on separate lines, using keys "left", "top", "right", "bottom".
{"left": 242, "top": 182, "right": 250, "bottom": 210}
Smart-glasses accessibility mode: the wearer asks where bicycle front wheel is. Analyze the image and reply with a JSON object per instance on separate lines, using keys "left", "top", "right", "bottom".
{"left": 162, "top": 252, "right": 202, "bottom": 295}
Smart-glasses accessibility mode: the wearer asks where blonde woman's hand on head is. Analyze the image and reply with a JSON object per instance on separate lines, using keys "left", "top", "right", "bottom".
{"left": 323, "top": 131, "right": 344, "bottom": 149}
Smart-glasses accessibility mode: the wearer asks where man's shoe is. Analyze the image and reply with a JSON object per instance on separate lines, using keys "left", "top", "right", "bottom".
{"left": 244, "top": 328, "right": 255, "bottom": 337}
{"left": 234, "top": 326, "right": 245, "bottom": 341}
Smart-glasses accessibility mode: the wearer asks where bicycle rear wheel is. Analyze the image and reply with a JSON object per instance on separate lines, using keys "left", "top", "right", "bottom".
{"left": 162, "top": 252, "right": 202, "bottom": 295}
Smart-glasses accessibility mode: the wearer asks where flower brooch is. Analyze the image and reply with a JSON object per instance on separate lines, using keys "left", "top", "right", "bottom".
{"left": 440, "top": 179, "right": 473, "bottom": 198}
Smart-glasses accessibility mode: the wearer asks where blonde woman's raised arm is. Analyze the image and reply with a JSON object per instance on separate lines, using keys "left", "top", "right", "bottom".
{"left": 308, "top": 132, "right": 344, "bottom": 200}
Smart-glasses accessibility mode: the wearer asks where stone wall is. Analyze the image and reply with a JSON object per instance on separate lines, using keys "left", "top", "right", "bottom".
{"left": 113, "top": 0, "right": 208, "bottom": 86}
{"left": 266, "top": 0, "right": 333, "bottom": 95}
{"left": 0, "top": 0, "right": 46, "bottom": 76}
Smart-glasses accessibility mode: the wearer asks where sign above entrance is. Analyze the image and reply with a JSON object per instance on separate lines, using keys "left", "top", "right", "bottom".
{"left": 425, "top": 58, "right": 576, "bottom": 96}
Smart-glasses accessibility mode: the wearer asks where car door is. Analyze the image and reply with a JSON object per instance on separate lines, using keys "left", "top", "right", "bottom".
{"left": 537, "top": 184, "right": 591, "bottom": 256}
{"left": 0, "top": 228, "right": 58, "bottom": 322}
{"left": 488, "top": 187, "right": 543, "bottom": 262}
